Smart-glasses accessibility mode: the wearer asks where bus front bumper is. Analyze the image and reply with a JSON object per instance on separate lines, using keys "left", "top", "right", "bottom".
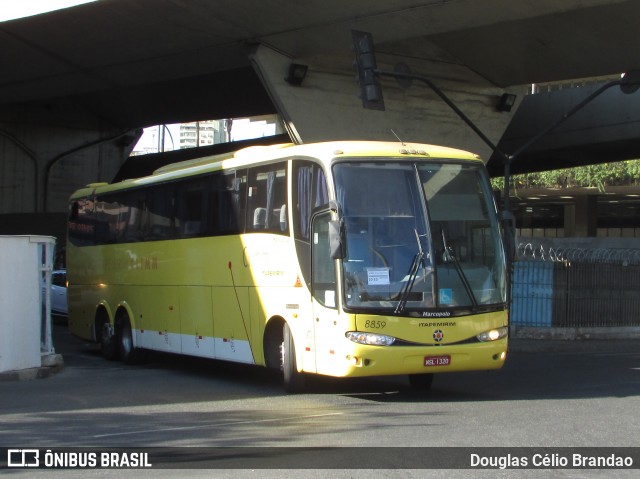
{"left": 322, "top": 337, "right": 508, "bottom": 378}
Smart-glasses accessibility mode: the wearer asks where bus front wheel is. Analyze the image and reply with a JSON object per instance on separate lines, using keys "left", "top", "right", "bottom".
{"left": 281, "top": 322, "right": 305, "bottom": 393}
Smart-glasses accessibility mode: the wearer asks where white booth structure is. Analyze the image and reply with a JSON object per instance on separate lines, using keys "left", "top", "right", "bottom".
{"left": 0, "top": 235, "right": 62, "bottom": 376}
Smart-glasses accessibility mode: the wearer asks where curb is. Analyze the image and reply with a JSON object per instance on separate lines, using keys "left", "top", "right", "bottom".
{"left": 0, "top": 354, "right": 64, "bottom": 382}
{"left": 508, "top": 338, "right": 640, "bottom": 353}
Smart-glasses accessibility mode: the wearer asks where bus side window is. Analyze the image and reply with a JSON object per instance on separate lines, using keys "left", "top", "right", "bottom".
{"left": 145, "top": 185, "right": 175, "bottom": 240}
{"left": 311, "top": 211, "right": 337, "bottom": 308}
{"left": 176, "top": 177, "right": 208, "bottom": 237}
{"left": 68, "top": 198, "right": 96, "bottom": 246}
{"left": 293, "top": 162, "right": 329, "bottom": 241}
{"left": 211, "top": 170, "right": 246, "bottom": 235}
{"left": 94, "top": 197, "right": 120, "bottom": 244}
{"left": 293, "top": 161, "right": 329, "bottom": 288}
{"left": 121, "top": 191, "right": 145, "bottom": 242}
{"left": 246, "top": 163, "right": 287, "bottom": 234}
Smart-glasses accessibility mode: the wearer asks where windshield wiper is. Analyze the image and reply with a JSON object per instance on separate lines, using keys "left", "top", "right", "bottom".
{"left": 395, "top": 230, "right": 426, "bottom": 313}
{"left": 440, "top": 227, "right": 478, "bottom": 307}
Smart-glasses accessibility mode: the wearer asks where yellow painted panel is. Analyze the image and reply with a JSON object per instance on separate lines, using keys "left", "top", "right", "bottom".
{"left": 179, "top": 286, "right": 214, "bottom": 356}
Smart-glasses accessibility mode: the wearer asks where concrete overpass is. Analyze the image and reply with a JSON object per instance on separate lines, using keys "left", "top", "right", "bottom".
{"left": 2, "top": 0, "right": 640, "bottom": 242}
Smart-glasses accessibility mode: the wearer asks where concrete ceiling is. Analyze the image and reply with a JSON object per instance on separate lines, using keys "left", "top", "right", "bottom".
{"left": 1, "top": 0, "right": 639, "bottom": 129}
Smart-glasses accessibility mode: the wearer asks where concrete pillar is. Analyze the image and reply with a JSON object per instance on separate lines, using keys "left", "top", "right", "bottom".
{"left": 564, "top": 203, "right": 576, "bottom": 237}
{"left": 576, "top": 195, "right": 598, "bottom": 237}
{"left": 565, "top": 196, "right": 597, "bottom": 237}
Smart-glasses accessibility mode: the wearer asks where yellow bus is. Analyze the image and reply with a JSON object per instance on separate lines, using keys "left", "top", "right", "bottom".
{"left": 67, "top": 141, "right": 508, "bottom": 392}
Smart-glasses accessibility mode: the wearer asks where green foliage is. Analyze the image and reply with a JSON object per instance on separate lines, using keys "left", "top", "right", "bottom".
{"left": 490, "top": 159, "right": 640, "bottom": 192}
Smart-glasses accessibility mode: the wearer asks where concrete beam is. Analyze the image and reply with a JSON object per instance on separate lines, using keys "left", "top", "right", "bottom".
{"left": 251, "top": 44, "right": 524, "bottom": 160}
{"left": 0, "top": 106, "right": 140, "bottom": 216}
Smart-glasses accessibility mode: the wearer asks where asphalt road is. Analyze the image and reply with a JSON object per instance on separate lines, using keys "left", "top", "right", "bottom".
{"left": 1, "top": 324, "right": 639, "bottom": 478}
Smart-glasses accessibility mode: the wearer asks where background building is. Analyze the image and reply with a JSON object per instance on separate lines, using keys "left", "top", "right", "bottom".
{"left": 179, "top": 120, "right": 227, "bottom": 149}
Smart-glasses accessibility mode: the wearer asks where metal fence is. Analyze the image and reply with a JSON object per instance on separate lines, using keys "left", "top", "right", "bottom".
{"left": 511, "top": 243, "right": 640, "bottom": 328}
{"left": 517, "top": 243, "right": 640, "bottom": 265}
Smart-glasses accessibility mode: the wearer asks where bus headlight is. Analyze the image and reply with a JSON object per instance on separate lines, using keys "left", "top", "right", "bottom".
{"left": 476, "top": 326, "right": 508, "bottom": 342}
{"left": 346, "top": 331, "right": 396, "bottom": 346}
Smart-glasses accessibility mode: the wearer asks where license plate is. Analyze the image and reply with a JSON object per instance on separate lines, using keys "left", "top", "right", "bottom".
{"left": 424, "top": 355, "right": 451, "bottom": 367}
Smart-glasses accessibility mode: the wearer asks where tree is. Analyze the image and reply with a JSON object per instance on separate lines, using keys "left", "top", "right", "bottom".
{"left": 491, "top": 159, "right": 640, "bottom": 192}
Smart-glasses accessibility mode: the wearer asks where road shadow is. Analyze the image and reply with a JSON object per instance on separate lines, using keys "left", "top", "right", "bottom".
{"left": 42, "top": 324, "right": 640, "bottom": 406}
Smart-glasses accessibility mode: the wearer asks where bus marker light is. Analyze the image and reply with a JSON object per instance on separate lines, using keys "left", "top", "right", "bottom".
{"left": 493, "top": 351, "right": 507, "bottom": 361}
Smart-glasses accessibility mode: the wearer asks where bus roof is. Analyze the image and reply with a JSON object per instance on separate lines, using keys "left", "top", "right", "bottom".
{"left": 70, "top": 141, "right": 483, "bottom": 199}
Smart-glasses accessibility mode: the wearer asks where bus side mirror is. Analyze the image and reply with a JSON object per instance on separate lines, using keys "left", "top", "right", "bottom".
{"left": 329, "top": 220, "right": 345, "bottom": 260}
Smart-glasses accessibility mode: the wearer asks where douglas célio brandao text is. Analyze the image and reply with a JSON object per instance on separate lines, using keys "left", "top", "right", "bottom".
{"left": 470, "top": 452, "right": 634, "bottom": 469}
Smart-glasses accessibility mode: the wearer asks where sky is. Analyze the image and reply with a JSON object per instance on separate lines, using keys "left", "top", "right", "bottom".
{"left": 0, "top": 0, "right": 97, "bottom": 22}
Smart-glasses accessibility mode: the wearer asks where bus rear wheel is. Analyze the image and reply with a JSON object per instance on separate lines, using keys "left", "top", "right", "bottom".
{"left": 100, "top": 321, "right": 118, "bottom": 361}
{"left": 281, "top": 322, "right": 305, "bottom": 393}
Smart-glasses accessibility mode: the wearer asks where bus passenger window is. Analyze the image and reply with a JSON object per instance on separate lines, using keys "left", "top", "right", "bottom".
{"left": 246, "top": 163, "right": 287, "bottom": 235}
{"left": 121, "top": 192, "right": 145, "bottom": 242}
{"left": 94, "top": 197, "right": 120, "bottom": 244}
{"left": 176, "top": 178, "right": 208, "bottom": 237}
{"left": 68, "top": 198, "right": 96, "bottom": 246}
{"left": 146, "top": 186, "right": 175, "bottom": 239}
{"left": 211, "top": 171, "right": 245, "bottom": 235}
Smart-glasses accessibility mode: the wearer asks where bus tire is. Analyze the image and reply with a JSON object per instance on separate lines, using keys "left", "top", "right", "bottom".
{"left": 100, "top": 320, "right": 118, "bottom": 361}
{"left": 408, "top": 373, "right": 434, "bottom": 390}
{"left": 281, "top": 322, "right": 305, "bottom": 393}
{"left": 119, "top": 316, "right": 143, "bottom": 365}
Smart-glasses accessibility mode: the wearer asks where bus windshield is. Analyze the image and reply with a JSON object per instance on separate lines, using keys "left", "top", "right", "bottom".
{"left": 333, "top": 160, "right": 506, "bottom": 313}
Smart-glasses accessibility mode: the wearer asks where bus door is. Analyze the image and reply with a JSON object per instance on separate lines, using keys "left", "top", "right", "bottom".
{"left": 311, "top": 211, "right": 341, "bottom": 375}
